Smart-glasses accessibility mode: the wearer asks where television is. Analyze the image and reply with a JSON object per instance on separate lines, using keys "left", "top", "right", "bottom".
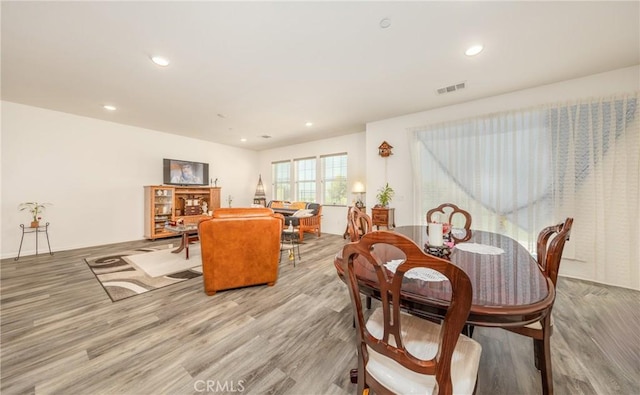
{"left": 163, "top": 158, "right": 209, "bottom": 186}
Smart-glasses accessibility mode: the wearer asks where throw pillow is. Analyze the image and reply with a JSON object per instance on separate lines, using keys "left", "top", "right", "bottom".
{"left": 292, "top": 209, "right": 314, "bottom": 218}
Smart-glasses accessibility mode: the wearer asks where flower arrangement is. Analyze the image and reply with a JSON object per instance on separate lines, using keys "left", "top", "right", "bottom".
{"left": 19, "top": 202, "right": 50, "bottom": 226}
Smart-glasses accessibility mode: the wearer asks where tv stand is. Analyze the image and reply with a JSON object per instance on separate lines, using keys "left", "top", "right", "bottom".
{"left": 144, "top": 185, "right": 221, "bottom": 240}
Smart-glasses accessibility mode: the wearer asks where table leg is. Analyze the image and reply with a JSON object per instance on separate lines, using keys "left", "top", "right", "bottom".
{"left": 172, "top": 233, "right": 188, "bottom": 254}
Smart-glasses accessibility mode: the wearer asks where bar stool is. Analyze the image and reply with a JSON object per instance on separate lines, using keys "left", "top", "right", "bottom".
{"left": 280, "top": 228, "right": 301, "bottom": 266}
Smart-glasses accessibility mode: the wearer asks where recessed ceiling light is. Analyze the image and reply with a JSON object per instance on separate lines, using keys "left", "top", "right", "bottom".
{"left": 379, "top": 18, "right": 391, "bottom": 29}
{"left": 240, "top": 138, "right": 247, "bottom": 142}
{"left": 103, "top": 105, "right": 116, "bottom": 111}
{"left": 465, "top": 45, "right": 484, "bottom": 56}
{"left": 150, "top": 56, "right": 170, "bottom": 66}
{"left": 305, "top": 122, "right": 313, "bottom": 127}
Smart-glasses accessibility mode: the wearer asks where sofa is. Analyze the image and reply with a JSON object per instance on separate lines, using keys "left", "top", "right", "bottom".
{"left": 266, "top": 201, "right": 322, "bottom": 242}
{"left": 198, "top": 208, "right": 282, "bottom": 295}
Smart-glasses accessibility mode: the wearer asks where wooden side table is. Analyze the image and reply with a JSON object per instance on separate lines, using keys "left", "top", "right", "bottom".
{"left": 164, "top": 224, "right": 199, "bottom": 259}
{"left": 371, "top": 207, "right": 395, "bottom": 230}
{"left": 15, "top": 223, "right": 53, "bottom": 261}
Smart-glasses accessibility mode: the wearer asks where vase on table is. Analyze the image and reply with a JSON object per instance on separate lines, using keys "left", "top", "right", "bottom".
{"left": 30, "top": 221, "right": 39, "bottom": 228}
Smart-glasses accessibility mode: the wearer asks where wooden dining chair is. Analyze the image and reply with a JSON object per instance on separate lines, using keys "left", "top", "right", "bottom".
{"left": 506, "top": 217, "right": 573, "bottom": 394}
{"left": 341, "top": 231, "right": 482, "bottom": 395}
{"left": 346, "top": 206, "right": 374, "bottom": 310}
{"left": 346, "top": 205, "right": 373, "bottom": 242}
{"left": 426, "top": 203, "right": 472, "bottom": 242}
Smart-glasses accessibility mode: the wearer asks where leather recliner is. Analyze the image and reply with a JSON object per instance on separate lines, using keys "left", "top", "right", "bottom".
{"left": 198, "top": 208, "right": 283, "bottom": 295}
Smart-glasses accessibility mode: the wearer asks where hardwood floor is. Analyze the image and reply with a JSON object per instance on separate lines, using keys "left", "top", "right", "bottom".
{"left": 2, "top": 234, "right": 638, "bottom": 394}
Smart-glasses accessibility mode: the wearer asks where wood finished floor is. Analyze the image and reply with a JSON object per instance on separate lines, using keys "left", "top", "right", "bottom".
{"left": 2, "top": 234, "right": 639, "bottom": 395}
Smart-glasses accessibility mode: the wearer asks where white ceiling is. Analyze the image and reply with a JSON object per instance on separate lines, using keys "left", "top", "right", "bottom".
{"left": 2, "top": 1, "right": 639, "bottom": 150}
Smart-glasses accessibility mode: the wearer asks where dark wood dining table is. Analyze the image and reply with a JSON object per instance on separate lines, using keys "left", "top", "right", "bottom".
{"left": 335, "top": 225, "right": 555, "bottom": 326}
{"left": 334, "top": 226, "right": 556, "bottom": 393}
{"left": 334, "top": 226, "right": 555, "bottom": 394}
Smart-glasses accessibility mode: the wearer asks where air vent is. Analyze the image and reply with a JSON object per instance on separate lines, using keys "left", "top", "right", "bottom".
{"left": 261, "top": 135, "right": 272, "bottom": 139}
{"left": 437, "top": 81, "right": 466, "bottom": 95}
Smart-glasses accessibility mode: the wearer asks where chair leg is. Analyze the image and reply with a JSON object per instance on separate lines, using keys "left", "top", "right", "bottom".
{"left": 533, "top": 338, "right": 542, "bottom": 370}
{"left": 540, "top": 334, "right": 553, "bottom": 395}
{"left": 539, "top": 315, "right": 554, "bottom": 395}
{"left": 464, "top": 324, "right": 475, "bottom": 338}
{"left": 350, "top": 368, "right": 358, "bottom": 383}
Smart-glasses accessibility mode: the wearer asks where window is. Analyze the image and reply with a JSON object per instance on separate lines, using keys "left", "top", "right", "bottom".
{"left": 271, "top": 152, "right": 349, "bottom": 205}
{"left": 272, "top": 161, "right": 291, "bottom": 201}
{"left": 294, "top": 157, "right": 316, "bottom": 202}
{"left": 321, "top": 153, "right": 347, "bottom": 205}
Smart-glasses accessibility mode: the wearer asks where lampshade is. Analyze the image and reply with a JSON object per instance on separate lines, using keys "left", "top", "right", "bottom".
{"left": 352, "top": 181, "right": 365, "bottom": 194}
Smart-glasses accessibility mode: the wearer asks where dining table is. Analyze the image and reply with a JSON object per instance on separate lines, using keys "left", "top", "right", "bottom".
{"left": 334, "top": 225, "right": 557, "bottom": 394}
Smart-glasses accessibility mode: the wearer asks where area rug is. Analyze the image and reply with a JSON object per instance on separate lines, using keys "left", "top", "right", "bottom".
{"left": 84, "top": 244, "right": 202, "bottom": 302}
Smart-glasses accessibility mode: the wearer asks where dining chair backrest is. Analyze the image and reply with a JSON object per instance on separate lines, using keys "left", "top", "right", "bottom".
{"left": 426, "top": 203, "right": 472, "bottom": 242}
{"left": 536, "top": 217, "right": 574, "bottom": 286}
{"left": 346, "top": 205, "right": 373, "bottom": 242}
{"left": 341, "top": 231, "right": 476, "bottom": 395}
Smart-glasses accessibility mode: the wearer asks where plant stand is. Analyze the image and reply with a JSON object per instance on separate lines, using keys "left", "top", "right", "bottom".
{"left": 15, "top": 222, "right": 53, "bottom": 261}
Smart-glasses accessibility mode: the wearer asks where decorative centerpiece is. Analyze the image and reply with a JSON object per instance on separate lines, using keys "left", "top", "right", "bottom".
{"left": 19, "top": 202, "right": 50, "bottom": 228}
{"left": 425, "top": 219, "right": 454, "bottom": 259}
{"left": 424, "top": 243, "right": 452, "bottom": 259}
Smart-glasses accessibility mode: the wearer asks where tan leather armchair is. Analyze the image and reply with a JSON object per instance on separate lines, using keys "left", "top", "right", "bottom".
{"left": 198, "top": 208, "right": 283, "bottom": 295}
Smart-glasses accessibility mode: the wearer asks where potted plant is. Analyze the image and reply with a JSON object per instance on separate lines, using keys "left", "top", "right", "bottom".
{"left": 375, "top": 183, "right": 395, "bottom": 207}
{"left": 19, "top": 202, "right": 50, "bottom": 227}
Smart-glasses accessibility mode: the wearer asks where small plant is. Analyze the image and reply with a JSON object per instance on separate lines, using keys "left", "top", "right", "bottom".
{"left": 19, "top": 202, "right": 50, "bottom": 222}
{"left": 375, "top": 183, "right": 395, "bottom": 207}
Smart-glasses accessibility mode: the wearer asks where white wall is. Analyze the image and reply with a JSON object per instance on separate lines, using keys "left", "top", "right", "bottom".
{"left": 258, "top": 132, "right": 367, "bottom": 237}
{"left": 1, "top": 102, "right": 258, "bottom": 258}
{"left": 365, "top": 65, "right": 640, "bottom": 289}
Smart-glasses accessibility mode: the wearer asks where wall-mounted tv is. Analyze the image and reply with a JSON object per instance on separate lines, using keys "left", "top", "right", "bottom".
{"left": 163, "top": 158, "right": 209, "bottom": 186}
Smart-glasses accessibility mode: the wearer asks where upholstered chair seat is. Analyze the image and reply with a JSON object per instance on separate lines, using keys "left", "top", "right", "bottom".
{"left": 365, "top": 308, "right": 482, "bottom": 395}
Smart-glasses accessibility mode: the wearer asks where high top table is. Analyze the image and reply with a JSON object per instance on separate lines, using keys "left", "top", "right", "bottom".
{"left": 334, "top": 226, "right": 556, "bottom": 394}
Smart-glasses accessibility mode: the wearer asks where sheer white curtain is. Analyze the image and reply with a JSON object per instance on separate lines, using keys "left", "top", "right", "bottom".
{"left": 409, "top": 93, "right": 639, "bottom": 287}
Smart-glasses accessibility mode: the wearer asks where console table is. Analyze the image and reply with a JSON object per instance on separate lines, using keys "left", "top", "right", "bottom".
{"left": 15, "top": 223, "right": 53, "bottom": 261}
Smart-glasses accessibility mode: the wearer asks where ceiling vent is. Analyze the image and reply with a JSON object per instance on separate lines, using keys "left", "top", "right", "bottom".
{"left": 261, "top": 135, "right": 272, "bottom": 139}
{"left": 437, "top": 81, "right": 466, "bottom": 95}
